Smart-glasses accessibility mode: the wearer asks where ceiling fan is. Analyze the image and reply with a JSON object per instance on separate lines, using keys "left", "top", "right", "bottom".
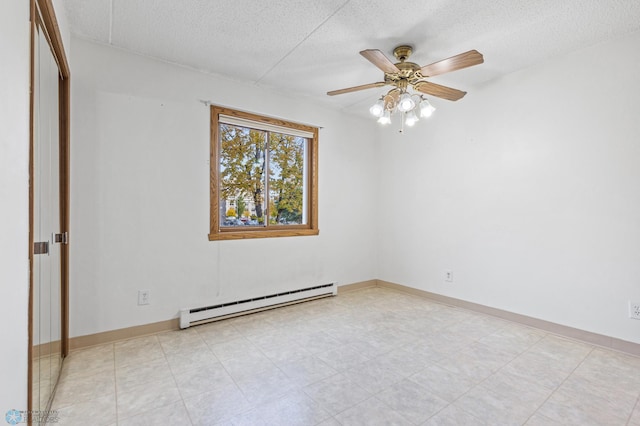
{"left": 327, "top": 44, "right": 484, "bottom": 105}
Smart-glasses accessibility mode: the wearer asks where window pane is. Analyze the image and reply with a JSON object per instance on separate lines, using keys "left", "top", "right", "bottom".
{"left": 219, "top": 124, "right": 266, "bottom": 227}
{"left": 268, "top": 132, "right": 307, "bottom": 226}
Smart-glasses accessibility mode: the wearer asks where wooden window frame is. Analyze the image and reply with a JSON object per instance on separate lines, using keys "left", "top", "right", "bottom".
{"left": 209, "top": 105, "right": 319, "bottom": 241}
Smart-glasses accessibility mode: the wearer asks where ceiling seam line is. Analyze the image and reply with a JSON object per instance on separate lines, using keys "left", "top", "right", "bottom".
{"left": 108, "top": 0, "right": 114, "bottom": 44}
{"left": 254, "top": 0, "right": 353, "bottom": 84}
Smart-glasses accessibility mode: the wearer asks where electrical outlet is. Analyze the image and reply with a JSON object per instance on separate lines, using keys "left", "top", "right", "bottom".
{"left": 445, "top": 270, "right": 453, "bottom": 282}
{"left": 629, "top": 301, "right": 640, "bottom": 320}
{"left": 138, "top": 290, "right": 150, "bottom": 305}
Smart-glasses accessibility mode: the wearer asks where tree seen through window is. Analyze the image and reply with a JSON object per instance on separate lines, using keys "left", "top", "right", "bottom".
{"left": 219, "top": 125, "right": 306, "bottom": 227}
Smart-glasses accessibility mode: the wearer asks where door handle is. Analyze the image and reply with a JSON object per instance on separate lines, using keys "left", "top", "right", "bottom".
{"left": 53, "top": 232, "right": 68, "bottom": 244}
{"left": 34, "top": 241, "right": 49, "bottom": 255}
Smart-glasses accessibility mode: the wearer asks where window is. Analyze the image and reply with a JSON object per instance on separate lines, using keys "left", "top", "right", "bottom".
{"left": 209, "top": 105, "right": 319, "bottom": 240}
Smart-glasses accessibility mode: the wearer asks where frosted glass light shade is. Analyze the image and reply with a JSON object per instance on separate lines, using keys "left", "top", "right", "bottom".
{"left": 369, "top": 99, "right": 385, "bottom": 117}
{"left": 420, "top": 99, "right": 436, "bottom": 117}
{"left": 377, "top": 110, "right": 391, "bottom": 125}
{"left": 405, "top": 111, "right": 419, "bottom": 126}
{"left": 398, "top": 93, "right": 415, "bottom": 112}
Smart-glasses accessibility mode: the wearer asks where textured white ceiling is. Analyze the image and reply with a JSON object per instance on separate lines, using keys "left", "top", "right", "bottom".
{"left": 63, "top": 0, "right": 640, "bottom": 116}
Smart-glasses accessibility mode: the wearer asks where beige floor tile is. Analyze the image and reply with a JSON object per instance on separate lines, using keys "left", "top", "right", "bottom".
{"left": 477, "top": 325, "right": 546, "bottom": 356}
{"left": 527, "top": 335, "right": 592, "bottom": 367}
{"left": 114, "top": 335, "right": 162, "bottom": 353}
{"left": 303, "top": 373, "right": 372, "bottom": 415}
{"left": 196, "top": 321, "right": 243, "bottom": 346}
{"left": 233, "top": 367, "right": 299, "bottom": 405}
{"left": 346, "top": 334, "right": 397, "bottom": 358}
{"left": 333, "top": 397, "right": 413, "bottom": 426}
{"left": 62, "top": 344, "right": 115, "bottom": 380}
{"left": 571, "top": 347, "right": 640, "bottom": 396}
{"left": 371, "top": 347, "right": 431, "bottom": 378}
{"left": 408, "top": 364, "right": 477, "bottom": 403}
{"left": 115, "top": 338, "right": 166, "bottom": 369}
{"left": 244, "top": 328, "right": 301, "bottom": 349}
{"left": 559, "top": 372, "right": 638, "bottom": 407}
{"left": 454, "top": 384, "right": 541, "bottom": 426}
{"left": 376, "top": 379, "right": 448, "bottom": 424}
{"left": 116, "top": 377, "right": 182, "bottom": 420}
{"left": 629, "top": 398, "right": 640, "bottom": 426}
{"left": 165, "top": 346, "right": 219, "bottom": 376}
{"left": 500, "top": 351, "right": 575, "bottom": 391}
{"left": 442, "top": 317, "right": 502, "bottom": 340}
{"left": 371, "top": 327, "right": 417, "bottom": 348}
{"left": 315, "top": 417, "right": 341, "bottom": 426}
{"left": 524, "top": 412, "right": 566, "bottom": 425}
{"left": 227, "top": 314, "right": 277, "bottom": 337}
{"left": 324, "top": 325, "right": 367, "bottom": 345}
{"left": 436, "top": 342, "right": 513, "bottom": 383}
{"left": 157, "top": 328, "right": 206, "bottom": 354}
{"left": 536, "top": 385, "right": 631, "bottom": 426}
{"left": 227, "top": 390, "right": 331, "bottom": 426}
{"left": 478, "top": 370, "right": 553, "bottom": 406}
{"left": 315, "top": 345, "right": 370, "bottom": 371}
{"left": 174, "top": 361, "right": 236, "bottom": 400}
{"left": 118, "top": 400, "right": 192, "bottom": 426}
{"left": 219, "top": 351, "right": 276, "bottom": 382}
{"left": 115, "top": 356, "right": 173, "bottom": 394}
{"left": 278, "top": 355, "right": 338, "bottom": 387}
{"left": 52, "top": 394, "right": 117, "bottom": 426}
{"left": 66, "top": 343, "right": 114, "bottom": 360}
{"left": 422, "top": 329, "right": 476, "bottom": 357}
{"left": 183, "top": 382, "right": 252, "bottom": 425}
{"left": 423, "top": 404, "right": 487, "bottom": 426}
{"left": 208, "top": 338, "right": 257, "bottom": 362}
{"left": 341, "top": 357, "right": 406, "bottom": 393}
{"left": 401, "top": 340, "right": 451, "bottom": 363}
{"left": 291, "top": 331, "right": 343, "bottom": 355}
{"left": 257, "top": 340, "right": 314, "bottom": 365}
{"left": 52, "top": 369, "right": 115, "bottom": 409}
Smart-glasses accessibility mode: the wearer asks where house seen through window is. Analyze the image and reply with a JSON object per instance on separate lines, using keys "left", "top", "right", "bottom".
{"left": 209, "top": 106, "right": 319, "bottom": 240}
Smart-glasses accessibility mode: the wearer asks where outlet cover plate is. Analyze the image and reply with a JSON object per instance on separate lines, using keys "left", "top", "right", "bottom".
{"left": 138, "top": 290, "right": 150, "bottom": 305}
{"left": 629, "top": 301, "right": 640, "bottom": 320}
{"left": 445, "top": 270, "right": 453, "bottom": 282}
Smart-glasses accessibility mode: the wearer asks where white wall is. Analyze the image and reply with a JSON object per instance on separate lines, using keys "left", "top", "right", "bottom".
{"left": 378, "top": 31, "right": 640, "bottom": 344}
{"left": 0, "top": 0, "right": 31, "bottom": 413}
{"left": 70, "top": 39, "right": 379, "bottom": 337}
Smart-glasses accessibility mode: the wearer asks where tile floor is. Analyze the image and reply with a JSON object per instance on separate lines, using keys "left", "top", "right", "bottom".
{"left": 49, "top": 287, "right": 640, "bottom": 425}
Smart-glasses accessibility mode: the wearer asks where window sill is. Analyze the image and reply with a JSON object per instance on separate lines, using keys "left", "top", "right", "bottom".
{"left": 208, "top": 228, "right": 319, "bottom": 241}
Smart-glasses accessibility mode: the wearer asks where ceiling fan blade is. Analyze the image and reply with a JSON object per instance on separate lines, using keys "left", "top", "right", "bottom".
{"left": 414, "top": 81, "right": 467, "bottom": 101}
{"left": 360, "top": 49, "right": 400, "bottom": 73}
{"left": 327, "top": 82, "right": 386, "bottom": 96}
{"left": 420, "top": 50, "right": 484, "bottom": 77}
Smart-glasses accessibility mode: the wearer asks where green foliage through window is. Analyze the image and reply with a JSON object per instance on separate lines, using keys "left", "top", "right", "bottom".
{"left": 209, "top": 106, "right": 318, "bottom": 240}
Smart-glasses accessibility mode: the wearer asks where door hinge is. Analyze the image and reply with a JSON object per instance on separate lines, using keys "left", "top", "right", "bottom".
{"left": 54, "top": 232, "right": 68, "bottom": 244}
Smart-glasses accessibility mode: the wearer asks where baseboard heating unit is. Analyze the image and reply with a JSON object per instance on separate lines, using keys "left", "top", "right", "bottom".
{"left": 179, "top": 282, "right": 337, "bottom": 329}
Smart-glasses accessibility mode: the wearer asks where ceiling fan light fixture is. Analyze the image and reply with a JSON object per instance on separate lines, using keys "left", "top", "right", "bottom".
{"left": 405, "top": 110, "right": 419, "bottom": 127}
{"left": 327, "top": 45, "right": 483, "bottom": 132}
{"left": 369, "top": 98, "right": 385, "bottom": 117}
{"left": 397, "top": 93, "right": 415, "bottom": 112}
{"left": 419, "top": 98, "right": 436, "bottom": 118}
